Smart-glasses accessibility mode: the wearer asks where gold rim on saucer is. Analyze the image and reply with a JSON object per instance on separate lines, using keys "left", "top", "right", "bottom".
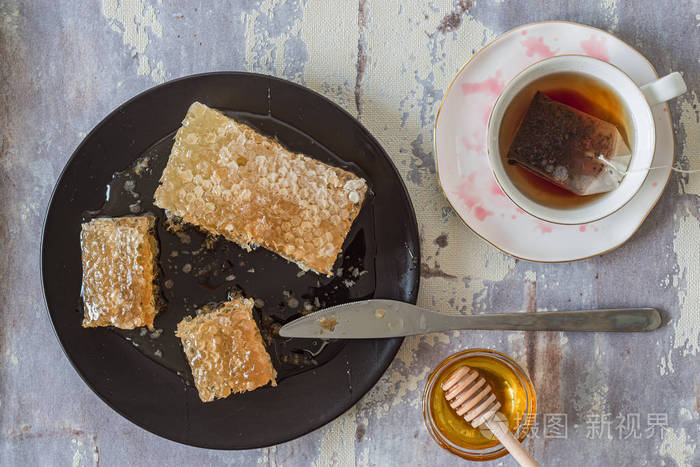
{"left": 432, "top": 20, "right": 675, "bottom": 263}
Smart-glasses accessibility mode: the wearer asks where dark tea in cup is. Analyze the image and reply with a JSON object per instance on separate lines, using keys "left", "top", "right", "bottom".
{"left": 498, "top": 72, "right": 633, "bottom": 208}
{"left": 487, "top": 55, "right": 684, "bottom": 225}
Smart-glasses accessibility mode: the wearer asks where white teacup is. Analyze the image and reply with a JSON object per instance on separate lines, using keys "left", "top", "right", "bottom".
{"left": 487, "top": 55, "right": 686, "bottom": 225}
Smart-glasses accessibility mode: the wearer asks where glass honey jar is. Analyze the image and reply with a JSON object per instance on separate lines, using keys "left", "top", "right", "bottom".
{"left": 422, "top": 348, "right": 536, "bottom": 461}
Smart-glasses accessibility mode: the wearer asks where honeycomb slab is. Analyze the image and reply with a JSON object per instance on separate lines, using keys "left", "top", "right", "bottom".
{"left": 176, "top": 297, "right": 277, "bottom": 402}
{"left": 80, "top": 216, "right": 159, "bottom": 329}
{"left": 153, "top": 102, "right": 367, "bottom": 276}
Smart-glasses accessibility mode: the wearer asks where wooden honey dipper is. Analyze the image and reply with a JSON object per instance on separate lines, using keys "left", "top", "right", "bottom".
{"left": 442, "top": 366, "right": 539, "bottom": 467}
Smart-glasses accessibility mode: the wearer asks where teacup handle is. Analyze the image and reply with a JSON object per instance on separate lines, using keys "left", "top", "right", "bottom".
{"left": 640, "top": 72, "right": 687, "bottom": 106}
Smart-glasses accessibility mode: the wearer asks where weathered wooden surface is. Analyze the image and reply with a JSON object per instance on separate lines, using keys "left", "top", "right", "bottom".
{"left": 1, "top": 1, "right": 698, "bottom": 465}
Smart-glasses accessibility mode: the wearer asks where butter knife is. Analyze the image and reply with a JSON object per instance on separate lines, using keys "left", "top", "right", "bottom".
{"left": 278, "top": 299, "right": 661, "bottom": 338}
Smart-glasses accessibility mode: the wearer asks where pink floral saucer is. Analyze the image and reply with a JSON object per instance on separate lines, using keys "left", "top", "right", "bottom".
{"left": 434, "top": 21, "right": 673, "bottom": 262}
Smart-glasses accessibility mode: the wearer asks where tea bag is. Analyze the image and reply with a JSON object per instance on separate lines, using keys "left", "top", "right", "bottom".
{"left": 506, "top": 92, "right": 631, "bottom": 196}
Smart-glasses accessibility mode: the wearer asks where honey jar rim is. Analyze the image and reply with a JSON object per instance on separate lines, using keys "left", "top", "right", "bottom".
{"left": 422, "top": 348, "right": 537, "bottom": 461}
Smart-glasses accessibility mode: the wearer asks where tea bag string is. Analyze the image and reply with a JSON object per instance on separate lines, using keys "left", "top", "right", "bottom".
{"left": 597, "top": 154, "right": 700, "bottom": 175}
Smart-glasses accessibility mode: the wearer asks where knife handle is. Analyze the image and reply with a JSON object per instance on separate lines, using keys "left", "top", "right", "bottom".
{"left": 442, "top": 308, "right": 661, "bottom": 332}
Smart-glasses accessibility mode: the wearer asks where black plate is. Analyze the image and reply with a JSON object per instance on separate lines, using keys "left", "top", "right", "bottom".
{"left": 41, "top": 73, "right": 420, "bottom": 449}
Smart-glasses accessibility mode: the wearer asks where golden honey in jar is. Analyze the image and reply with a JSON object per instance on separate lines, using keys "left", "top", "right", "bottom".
{"left": 423, "top": 349, "right": 536, "bottom": 461}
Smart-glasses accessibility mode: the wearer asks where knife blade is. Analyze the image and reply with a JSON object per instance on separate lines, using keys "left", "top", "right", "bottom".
{"left": 278, "top": 299, "right": 662, "bottom": 338}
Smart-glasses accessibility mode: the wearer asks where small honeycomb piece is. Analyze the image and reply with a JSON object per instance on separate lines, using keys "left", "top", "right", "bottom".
{"left": 176, "top": 297, "right": 277, "bottom": 402}
{"left": 153, "top": 102, "right": 368, "bottom": 276}
{"left": 80, "top": 216, "right": 159, "bottom": 329}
